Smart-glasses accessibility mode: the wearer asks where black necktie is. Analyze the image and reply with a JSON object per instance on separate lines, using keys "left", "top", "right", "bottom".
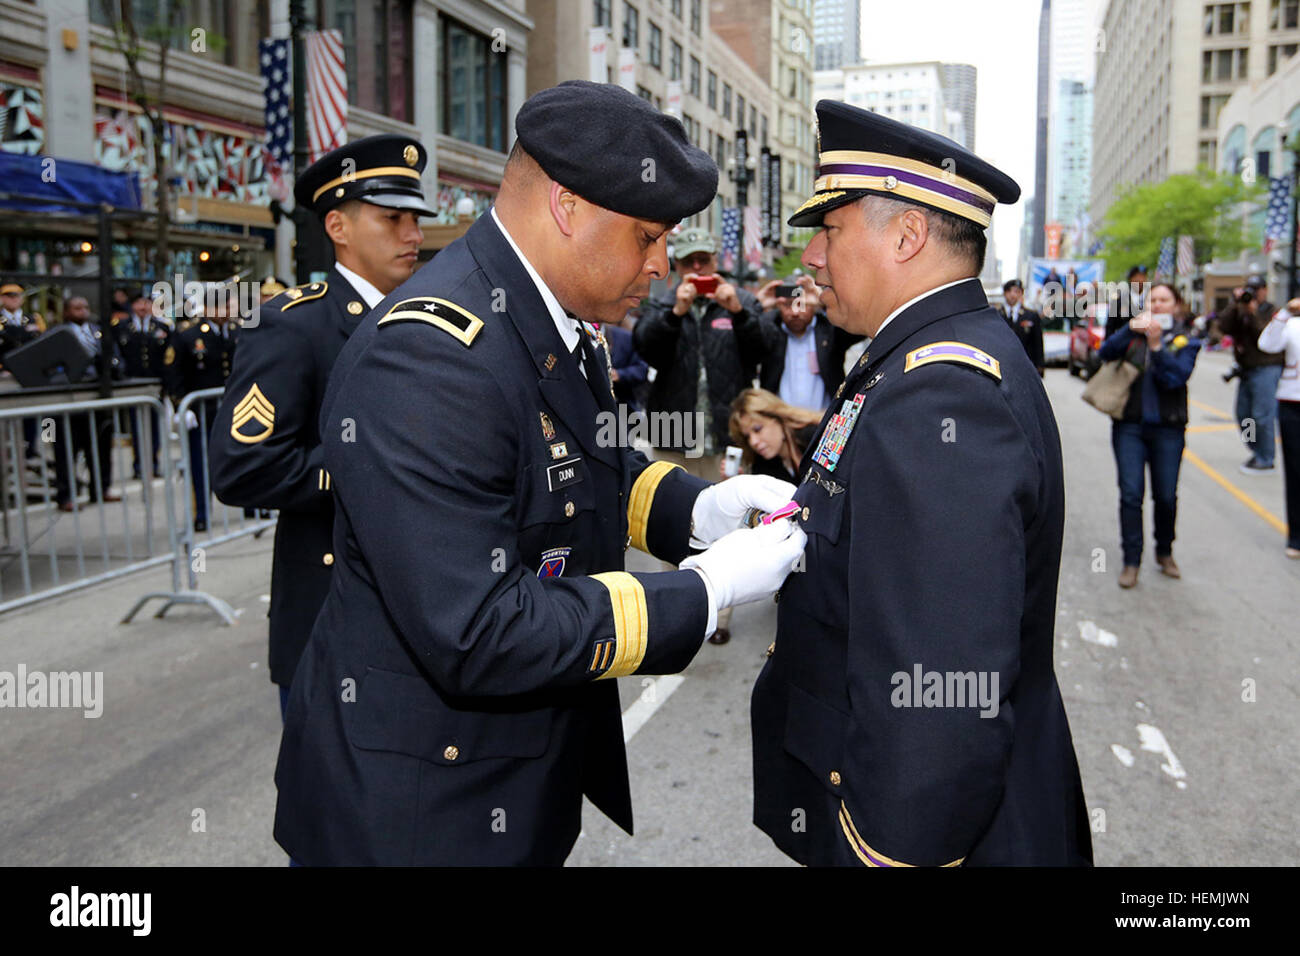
{"left": 571, "top": 337, "right": 586, "bottom": 379}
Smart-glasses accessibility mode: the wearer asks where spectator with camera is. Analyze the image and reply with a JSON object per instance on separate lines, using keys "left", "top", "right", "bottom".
{"left": 753, "top": 273, "right": 860, "bottom": 411}
{"left": 1216, "top": 275, "right": 1283, "bottom": 474}
{"left": 633, "top": 227, "right": 767, "bottom": 478}
{"left": 1097, "top": 282, "right": 1201, "bottom": 588}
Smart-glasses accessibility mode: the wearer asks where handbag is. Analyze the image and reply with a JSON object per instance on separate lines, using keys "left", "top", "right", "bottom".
{"left": 1081, "top": 342, "right": 1141, "bottom": 419}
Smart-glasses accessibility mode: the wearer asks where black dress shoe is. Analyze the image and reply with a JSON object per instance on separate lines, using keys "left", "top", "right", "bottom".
{"left": 707, "top": 627, "right": 730, "bottom": 645}
{"left": 193, "top": 518, "right": 208, "bottom": 532}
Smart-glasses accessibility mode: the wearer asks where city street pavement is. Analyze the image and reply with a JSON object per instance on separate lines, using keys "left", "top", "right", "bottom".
{"left": 0, "top": 346, "right": 1295, "bottom": 866}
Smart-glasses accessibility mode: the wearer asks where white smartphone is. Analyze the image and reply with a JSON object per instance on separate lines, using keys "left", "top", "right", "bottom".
{"left": 723, "top": 445, "right": 743, "bottom": 477}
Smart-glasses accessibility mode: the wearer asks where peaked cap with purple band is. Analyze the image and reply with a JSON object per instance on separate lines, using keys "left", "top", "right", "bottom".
{"left": 789, "top": 100, "right": 1020, "bottom": 229}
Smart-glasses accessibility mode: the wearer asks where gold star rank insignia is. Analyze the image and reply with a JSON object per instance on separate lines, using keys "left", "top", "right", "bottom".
{"left": 230, "top": 383, "right": 276, "bottom": 444}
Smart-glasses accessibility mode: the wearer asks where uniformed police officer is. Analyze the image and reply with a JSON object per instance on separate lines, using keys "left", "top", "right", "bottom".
{"left": 751, "top": 101, "right": 1093, "bottom": 866}
{"left": 1, "top": 281, "right": 41, "bottom": 367}
{"left": 112, "top": 293, "right": 171, "bottom": 479}
{"left": 163, "top": 284, "right": 237, "bottom": 531}
{"left": 273, "top": 81, "right": 806, "bottom": 866}
{"left": 210, "top": 135, "right": 433, "bottom": 719}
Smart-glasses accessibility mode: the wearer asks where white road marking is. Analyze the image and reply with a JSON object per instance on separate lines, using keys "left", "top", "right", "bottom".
{"left": 575, "top": 674, "right": 687, "bottom": 845}
{"left": 1111, "top": 744, "right": 1135, "bottom": 767}
{"left": 1078, "top": 620, "right": 1118, "bottom": 647}
{"left": 620, "top": 675, "right": 685, "bottom": 743}
{"left": 1137, "top": 723, "right": 1187, "bottom": 782}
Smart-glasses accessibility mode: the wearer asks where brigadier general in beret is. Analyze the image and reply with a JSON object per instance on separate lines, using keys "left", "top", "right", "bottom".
{"left": 751, "top": 100, "right": 1093, "bottom": 866}
{"left": 273, "top": 80, "right": 807, "bottom": 866}
{"left": 210, "top": 134, "right": 433, "bottom": 718}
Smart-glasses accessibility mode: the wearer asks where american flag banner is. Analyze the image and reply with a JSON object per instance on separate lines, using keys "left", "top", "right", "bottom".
{"left": 719, "top": 206, "right": 740, "bottom": 274}
{"left": 1156, "top": 236, "right": 1175, "bottom": 279}
{"left": 743, "top": 206, "right": 763, "bottom": 269}
{"left": 305, "top": 29, "right": 346, "bottom": 162}
{"left": 1176, "top": 235, "right": 1195, "bottom": 277}
{"left": 1263, "top": 175, "right": 1291, "bottom": 253}
{"left": 259, "top": 38, "right": 291, "bottom": 202}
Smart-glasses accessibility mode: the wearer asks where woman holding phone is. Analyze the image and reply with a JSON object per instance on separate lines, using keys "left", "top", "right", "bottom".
{"left": 1096, "top": 282, "right": 1202, "bottom": 588}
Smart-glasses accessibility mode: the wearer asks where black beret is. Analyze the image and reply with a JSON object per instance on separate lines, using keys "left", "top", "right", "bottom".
{"left": 790, "top": 99, "right": 1020, "bottom": 229}
{"left": 294, "top": 133, "right": 435, "bottom": 218}
{"left": 515, "top": 80, "right": 718, "bottom": 223}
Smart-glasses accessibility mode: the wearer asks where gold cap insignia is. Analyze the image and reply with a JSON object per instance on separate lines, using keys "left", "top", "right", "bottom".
{"left": 348, "top": 300, "right": 364, "bottom": 315}
{"left": 334, "top": 187, "right": 345, "bottom": 198}
{"left": 230, "top": 383, "right": 276, "bottom": 444}
{"left": 403, "top": 144, "right": 419, "bottom": 166}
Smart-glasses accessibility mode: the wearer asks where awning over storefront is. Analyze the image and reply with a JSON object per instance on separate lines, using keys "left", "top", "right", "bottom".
{"left": 0, "top": 152, "right": 141, "bottom": 213}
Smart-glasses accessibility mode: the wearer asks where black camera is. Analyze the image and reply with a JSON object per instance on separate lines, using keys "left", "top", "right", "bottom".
{"left": 1236, "top": 289, "right": 1256, "bottom": 304}
{"left": 1223, "top": 363, "right": 1241, "bottom": 383}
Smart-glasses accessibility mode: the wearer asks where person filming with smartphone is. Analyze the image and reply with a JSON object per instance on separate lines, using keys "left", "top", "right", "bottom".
{"left": 1096, "top": 282, "right": 1201, "bottom": 588}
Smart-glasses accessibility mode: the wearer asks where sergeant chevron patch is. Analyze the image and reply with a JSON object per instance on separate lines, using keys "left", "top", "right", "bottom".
{"left": 377, "top": 297, "right": 484, "bottom": 346}
{"left": 230, "top": 383, "right": 275, "bottom": 444}
{"left": 904, "top": 341, "right": 1001, "bottom": 381}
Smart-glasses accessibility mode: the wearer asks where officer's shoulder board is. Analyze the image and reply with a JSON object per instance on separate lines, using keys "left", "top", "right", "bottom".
{"left": 903, "top": 341, "right": 1001, "bottom": 381}
{"left": 277, "top": 281, "right": 329, "bottom": 311}
{"left": 377, "top": 296, "right": 484, "bottom": 347}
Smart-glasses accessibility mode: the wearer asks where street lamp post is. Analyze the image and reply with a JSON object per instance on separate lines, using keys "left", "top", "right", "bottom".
{"left": 727, "top": 128, "right": 757, "bottom": 281}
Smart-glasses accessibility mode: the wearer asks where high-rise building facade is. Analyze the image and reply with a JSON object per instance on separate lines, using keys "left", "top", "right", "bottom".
{"left": 940, "top": 63, "right": 977, "bottom": 151}
{"left": 1031, "top": 0, "right": 1050, "bottom": 257}
{"left": 813, "top": 0, "right": 861, "bottom": 71}
{"left": 1045, "top": 0, "right": 1098, "bottom": 254}
{"left": 813, "top": 60, "right": 971, "bottom": 147}
{"left": 526, "top": 0, "right": 777, "bottom": 238}
{"left": 709, "top": 0, "right": 818, "bottom": 245}
{"left": 1091, "top": 0, "right": 1300, "bottom": 224}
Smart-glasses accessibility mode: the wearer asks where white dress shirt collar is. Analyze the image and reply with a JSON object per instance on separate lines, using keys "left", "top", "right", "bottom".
{"left": 874, "top": 277, "right": 979, "bottom": 339}
{"left": 333, "top": 261, "right": 386, "bottom": 310}
{"left": 491, "top": 206, "right": 580, "bottom": 352}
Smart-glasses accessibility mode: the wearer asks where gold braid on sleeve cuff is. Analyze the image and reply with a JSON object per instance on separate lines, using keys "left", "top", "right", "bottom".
{"left": 626, "top": 461, "right": 683, "bottom": 553}
{"left": 589, "top": 572, "right": 649, "bottom": 680}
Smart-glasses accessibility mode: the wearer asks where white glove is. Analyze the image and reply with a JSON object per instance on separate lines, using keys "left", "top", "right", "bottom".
{"left": 184, "top": 409, "right": 198, "bottom": 430}
{"left": 690, "top": 474, "right": 797, "bottom": 547}
{"left": 681, "top": 519, "right": 807, "bottom": 610}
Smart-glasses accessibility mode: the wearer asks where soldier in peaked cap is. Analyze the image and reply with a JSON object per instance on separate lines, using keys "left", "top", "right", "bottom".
{"left": 210, "top": 134, "right": 434, "bottom": 719}
{"left": 273, "top": 80, "right": 807, "bottom": 866}
{"left": 751, "top": 100, "right": 1093, "bottom": 867}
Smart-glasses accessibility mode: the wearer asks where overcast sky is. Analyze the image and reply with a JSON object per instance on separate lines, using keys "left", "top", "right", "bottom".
{"left": 858, "top": 0, "right": 1043, "bottom": 274}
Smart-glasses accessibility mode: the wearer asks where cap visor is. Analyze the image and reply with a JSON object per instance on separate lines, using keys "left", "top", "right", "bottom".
{"left": 361, "top": 193, "right": 437, "bottom": 217}
{"left": 787, "top": 190, "right": 863, "bottom": 228}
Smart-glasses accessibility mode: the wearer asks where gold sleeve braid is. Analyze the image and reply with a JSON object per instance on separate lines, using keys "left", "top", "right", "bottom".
{"left": 590, "top": 572, "right": 649, "bottom": 680}
{"left": 626, "top": 461, "right": 683, "bottom": 553}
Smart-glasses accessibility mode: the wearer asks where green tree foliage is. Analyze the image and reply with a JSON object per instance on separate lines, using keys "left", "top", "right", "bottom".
{"left": 1096, "top": 169, "right": 1264, "bottom": 282}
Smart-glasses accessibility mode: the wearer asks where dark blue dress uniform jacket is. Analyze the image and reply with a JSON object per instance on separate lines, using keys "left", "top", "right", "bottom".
{"left": 210, "top": 269, "right": 368, "bottom": 686}
{"left": 273, "top": 213, "right": 713, "bottom": 865}
{"left": 752, "top": 278, "right": 1093, "bottom": 867}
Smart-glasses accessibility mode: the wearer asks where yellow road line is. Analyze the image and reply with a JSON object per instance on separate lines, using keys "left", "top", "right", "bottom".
{"left": 1182, "top": 448, "right": 1287, "bottom": 537}
{"left": 1189, "top": 397, "right": 1234, "bottom": 420}
{"left": 1185, "top": 424, "right": 1238, "bottom": 434}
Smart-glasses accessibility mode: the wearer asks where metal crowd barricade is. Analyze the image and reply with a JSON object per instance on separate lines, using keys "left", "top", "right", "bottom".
{"left": 0, "top": 391, "right": 176, "bottom": 614}
{"left": 122, "top": 386, "right": 276, "bottom": 625}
